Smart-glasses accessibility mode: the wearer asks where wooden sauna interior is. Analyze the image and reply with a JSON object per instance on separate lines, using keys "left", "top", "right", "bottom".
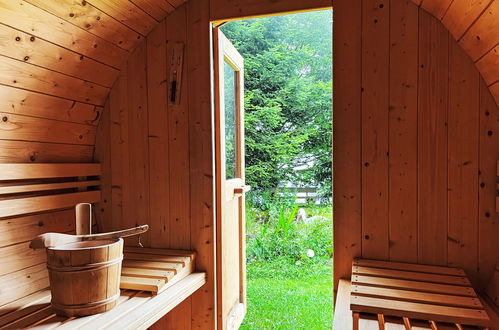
{"left": 0, "top": 0, "right": 498, "bottom": 329}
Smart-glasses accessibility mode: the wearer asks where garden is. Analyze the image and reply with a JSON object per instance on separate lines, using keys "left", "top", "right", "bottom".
{"left": 221, "top": 10, "right": 333, "bottom": 329}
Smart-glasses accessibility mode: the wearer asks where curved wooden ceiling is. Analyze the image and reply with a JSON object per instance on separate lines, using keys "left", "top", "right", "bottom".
{"left": 0, "top": 0, "right": 496, "bottom": 163}
{"left": 0, "top": 0, "right": 186, "bottom": 162}
{"left": 411, "top": 0, "right": 499, "bottom": 104}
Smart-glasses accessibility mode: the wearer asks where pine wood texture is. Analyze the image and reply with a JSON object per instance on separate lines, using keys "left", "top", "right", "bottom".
{"left": 334, "top": 0, "right": 499, "bottom": 290}
{"left": 350, "top": 260, "right": 492, "bottom": 328}
{"left": 120, "top": 247, "right": 195, "bottom": 293}
{"left": 410, "top": 0, "right": 499, "bottom": 105}
{"left": 0, "top": 164, "right": 101, "bottom": 308}
{"left": 46, "top": 238, "right": 123, "bottom": 317}
{"left": 0, "top": 273, "right": 206, "bottom": 329}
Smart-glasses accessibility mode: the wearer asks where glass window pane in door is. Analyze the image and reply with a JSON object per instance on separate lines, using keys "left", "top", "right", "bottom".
{"left": 224, "top": 60, "right": 237, "bottom": 179}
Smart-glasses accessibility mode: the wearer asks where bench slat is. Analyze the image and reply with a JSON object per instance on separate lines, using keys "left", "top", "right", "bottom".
{"left": 0, "top": 180, "right": 100, "bottom": 195}
{"left": 0, "top": 164, "right": 101, "bottom": 180}
{"left": 0, "top": 191, "right": 100, "bottom": 218}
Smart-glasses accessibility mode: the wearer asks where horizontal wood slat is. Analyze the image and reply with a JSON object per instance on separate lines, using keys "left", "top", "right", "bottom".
{"left": 0, "top": 180, "right": 100, "bottom": 195}
{"left": 0, "top": 55, "right": 108, "bottom": 106}
{"left": 121, "top": 267, "right": 175, "bottom": 280}
{"left": 0, "top": 1, "right": 127, "bottom": 68}
{"left": 350, "top": 259, "right": 491, "bottom": 328}
{"left": 0, "top": 141, "right": 94, "bottom": 163}
{"left": 0, "top": 209, "right": 75, "bottom": 248}
{"left": 0, "top": 264, "right": 49, "bottom": 307}
{"left": 84, "top": 0, "right": 157, "bottom": 35}
{"left": 0, "top": 288, "right": 50, "bottom": 320}
{"left": 352, "top": 274, "right": 476, "bottom": 296}
{"left": 0, "top": 190, "right": 100, "bottom": 218}
{"left": 352, "top": 265, "right": 471, "bottom": 286}
{"left": 350, "top": 284, "right": 483, "bottom": 309}
{"left": 23, "top": 0, "right": 142, "bottom": 51}
{"left": 0, "top": 23, "right": 119, "bottom": 87}
{"left": 0, "top": 163, "right": 101, "bottom": 180}
{"left": 124, "top": 252, "right": 189, "bottom": 265}
{"left": 119, "top": 276, "right": 166, "bottom": 292}
{"left": 122, "top": 260, "right": 183, "bottom": 273}
{"left": 0, "top": 85, "right": 102, "bottom": 126}
{"left": 0, "top": 242, "right": 46, "bottom": 276}
{"left": 350, "top": 295, "right": 490, "bottom": 327}
{"left": 353, "top": 258, "right": 466, "bottom": 276}
{"left": 0, "top": 113, "right": 97, "bottom": 146}
{"left": 123, "top": 246, "right": 196, "bottom": 260}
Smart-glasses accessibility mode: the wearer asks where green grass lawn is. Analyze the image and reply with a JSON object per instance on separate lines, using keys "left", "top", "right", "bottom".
{"left": 240, "top": 258, "right": 333, "bottom": 330}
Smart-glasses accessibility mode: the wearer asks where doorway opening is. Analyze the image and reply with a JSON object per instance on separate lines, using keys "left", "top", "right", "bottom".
{"left": 219, "top": 10, "right": 333, "bottom": 329}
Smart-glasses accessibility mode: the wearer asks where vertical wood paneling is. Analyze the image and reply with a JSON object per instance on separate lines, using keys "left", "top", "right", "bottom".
{"left": 187, "top": 0, "right": 216, "bottom": 327}
{"left": 332, "top": 0, "right": 362, "bottom": 288}
{"left": 417, "top": 10, "right": 449, "bottom": 266}
{"left": 94, "top": 101, "right": 112, "bottom": 233}
{"left": 388, "top": 0, "right": 419, "bottom": 263}
{"left": 109, "top": 68, "right": 129, "bottom": 234}
{"left": 126, "top": 42, "right": 150, "bottom": 244}
{"left": 447, "top": 37, "right": 480, "bottom": 282}
{"left": 478, "top": 78, "right": 499, "bottom": 290}
{"left": 361, "top": 0, "right": 390, "bottom": 260}
{"left": 147, "top": 21, "right": 169, "bottom": 248}
{"left": 166, "top": 6, "right": 191, "bottom": 250}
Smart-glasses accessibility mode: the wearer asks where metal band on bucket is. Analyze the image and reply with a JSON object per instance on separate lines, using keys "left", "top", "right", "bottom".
{"left": 47, "top": 255, "right": 123, "bottom": 273}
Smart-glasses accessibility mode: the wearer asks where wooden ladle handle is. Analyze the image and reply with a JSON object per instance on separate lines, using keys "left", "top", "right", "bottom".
{"left": 80, "top": 225, "right": 149, "bottom": 241}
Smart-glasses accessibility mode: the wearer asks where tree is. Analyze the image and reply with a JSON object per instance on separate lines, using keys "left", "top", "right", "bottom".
{"left": 221, "top": 10, "right": 332, "bottom": 201}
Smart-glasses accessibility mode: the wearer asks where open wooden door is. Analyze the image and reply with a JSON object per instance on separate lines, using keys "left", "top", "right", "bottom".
{"left": 214, "top": 28, "right": 248, "bottom": 330}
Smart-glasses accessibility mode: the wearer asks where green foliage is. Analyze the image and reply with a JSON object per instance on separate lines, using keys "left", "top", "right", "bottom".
{"left": 245, "top": 193, "right": 333, "bottom": 263}
{"left": 221, "top": 11, "right": 332, "bottom": 197}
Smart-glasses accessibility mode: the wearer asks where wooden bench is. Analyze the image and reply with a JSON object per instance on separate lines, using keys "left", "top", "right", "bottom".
{"left": 0, "top": 163, "right": 206, "bottom": 328}
{"left": 334, "top": 258, "right": 499, "bottom": 330}
{"left": 0, "top": 273, "right": 206, "bottom": 329}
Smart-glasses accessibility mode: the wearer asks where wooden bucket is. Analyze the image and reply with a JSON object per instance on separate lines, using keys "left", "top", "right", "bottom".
{"left": 46, "top": 238, "right": 123, "bottom": 317}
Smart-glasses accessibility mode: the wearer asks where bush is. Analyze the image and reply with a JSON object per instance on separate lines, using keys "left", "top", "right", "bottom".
{"left": 245, "top": 190, "right": 332, "bottom": 264}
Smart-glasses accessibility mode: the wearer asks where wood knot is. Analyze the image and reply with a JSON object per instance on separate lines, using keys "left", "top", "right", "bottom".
{"left": 30, "top": 36, "right": 35, "bottom": 42}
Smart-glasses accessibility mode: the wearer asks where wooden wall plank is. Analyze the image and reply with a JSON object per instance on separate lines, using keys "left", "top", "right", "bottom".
{"left": 388, "top": 0, "right": 419, "bottom": 263}
{"left": 361, "top": 0, "right": 390, "bottom": 260}
{"left": 333, "top": 0, "right": 362, "bottom": 288}
{"left": 475, "top": 44, "right": 499, "bottom": 87}
{"left": 24, "top": 0, "right": 142, "bottom": 51}
{"left": 0, "top": 209, "right": 75, "bottom": 248}
{"left": 108, "top": 74, "right": 127, "bottom": 235}
{"left": 131, "top": 0, "right": 172, "bottom": 21}
{"left": 0, "top": 163, "right": 100, "bottom": 180}
{"left": 93, "top": 101, "right": 112, "bottom": 233}
{"left": 490, "top": 81, "right": 499, "bottom": 105}
{"left": 146, "top": 21, "right": 169, "bottom": 248}
{"left": 447, "top": 37, "right": 480, "bottom": 283}
{"left": 0, "top": 191, "right": 100, "bottom": 219}
{"left": 187, "top": 0, "right": 216, "bottom": 328}
{"left": 478, "top": 78, "right": 499, "bottom": 290}
{"left": 0, "top": 56, "right": 108, "bottom": 106}
{"left": 0, "top": 23, "right": 119, "bottom": 87}
{"left": 420, "top": 0, "right": 453, "bottom": 19}
{"left": 0, "top": 85, "right": 101, "bottom": 126}
{"left": 0, "top": 1, "right": 127, "bottom": 69}
{"left": 442, "top": 0, "right": 493, "bottom": 40}
{"left": 86, "top": 0, "right": 156, "bottom": 36}
{"left": 417, "top": 10, "right": 449, "bottom": 266}
{"left": 166, "top": 6, "right": 191, "bottom": 250}
{"left": 126, "top": 42, "right": 149, "bottom": 244}
{"left": 0, "top": 113, "right": 96, "bottom": 146}
{"left": 0, "top": 264, "right": 49, "bottom": 307}
{"left": 0, "top": 141, "right": 93, "bottom": 163}
{"left": 459, "top": 0, "right": 499, "bottom": 61}
{"left": 210, "top": 0, "right": 331, "bottom": 22}
{"left": 0, "top": 242, "right": 45, "bottom": 277}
